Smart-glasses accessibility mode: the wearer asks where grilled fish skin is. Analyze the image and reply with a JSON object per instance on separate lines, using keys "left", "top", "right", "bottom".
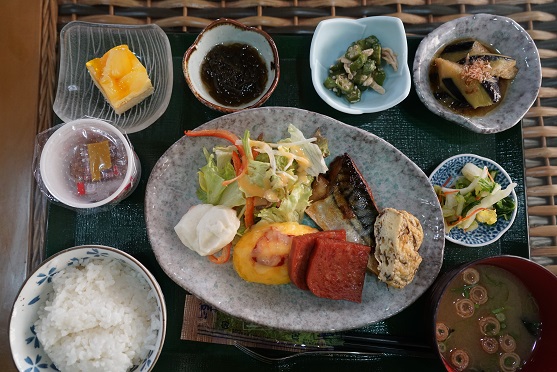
{"left": 306, "top": 153, "right": 380, "bottom": 272}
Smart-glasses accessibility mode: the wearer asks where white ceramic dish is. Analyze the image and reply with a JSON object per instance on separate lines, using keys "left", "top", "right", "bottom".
{"left": 413, "top": 14, "right": 541, "bottom": 134}
{"left": 310, "top": 17, "right": 411, "bottom": 114}
{"left": 183, "top": 18, "right": 280, "bottom": 113}
{"left": 429, "top": 154, "right": 518, "bottom": 247}
{"left": 145, "top": 107, "right": 445, "bottom": 332}
{"left": 53, "top": 21, "right": 173, "bottom": 133}
{"left": 9, "top": 245, "right": 167, "bottom": 372}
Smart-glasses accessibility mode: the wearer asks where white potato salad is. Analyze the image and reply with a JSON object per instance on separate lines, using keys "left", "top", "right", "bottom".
{"left": 174, "top": 204, "right": 240, "bottom": 257}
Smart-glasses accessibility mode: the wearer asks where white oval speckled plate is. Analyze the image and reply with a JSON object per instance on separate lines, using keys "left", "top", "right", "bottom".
{"left": 145, "top": 107, "right": 445, "bottom": 332}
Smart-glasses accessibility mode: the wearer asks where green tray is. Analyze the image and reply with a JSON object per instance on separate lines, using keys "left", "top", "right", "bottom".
{"left": 45, "top": 34, "right": 528, "bottom": 371}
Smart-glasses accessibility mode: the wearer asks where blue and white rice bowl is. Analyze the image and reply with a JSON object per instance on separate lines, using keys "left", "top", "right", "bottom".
{"left": 429, "top": 154, "right": 518, "bottom": 247}
{"left": 9, "top": 245, "right": 166, "bottom": 372}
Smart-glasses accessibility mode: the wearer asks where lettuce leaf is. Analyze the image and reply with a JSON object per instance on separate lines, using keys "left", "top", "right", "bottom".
{"left": 197, "top": 148, "right": 244, "bottom": 207}
{"left": 287, "top": 124, "right": 328, "bottom": 177}
{"left": 257, "top": 182, "right": 312, "bottom": 223}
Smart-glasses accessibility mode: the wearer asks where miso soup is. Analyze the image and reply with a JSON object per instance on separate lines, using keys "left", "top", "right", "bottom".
{"left": 436, "top": 265, "right": 541, "bottom": 372}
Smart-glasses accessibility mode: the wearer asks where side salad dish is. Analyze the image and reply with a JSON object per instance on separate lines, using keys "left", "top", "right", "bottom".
{"left": 434, "top": 162, "right": 517, "bottom": 233}
{"left": 174, "top": 124, "right": 328, "bottom": 264}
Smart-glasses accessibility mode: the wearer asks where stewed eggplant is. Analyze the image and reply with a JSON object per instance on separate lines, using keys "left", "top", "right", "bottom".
{"left": 435, "top": 58, "right": 501, "bottom": 109}
{"left": 438, "top": 40, "right": 491, "bottom": 63}
{"left": 458, "top": 54, "right": 518, "bottom": 80}
{"left": 429, "top": 39, "right": 518, "bottom": 114}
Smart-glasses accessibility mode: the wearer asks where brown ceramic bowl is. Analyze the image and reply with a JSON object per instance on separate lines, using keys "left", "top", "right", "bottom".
{"left": 183, "top": 18, "right": 280, "bottom": 113}
{"left": 430, "top": 255, "right": 557, "bottom": 372}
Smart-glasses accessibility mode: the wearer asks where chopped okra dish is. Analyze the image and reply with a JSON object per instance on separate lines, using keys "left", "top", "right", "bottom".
{"left": 323, "top": 35, "right": 398, "bottom": 103}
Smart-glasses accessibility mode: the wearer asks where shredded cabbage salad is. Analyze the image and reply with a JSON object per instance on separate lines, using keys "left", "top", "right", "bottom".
{"left": 434, "top": 162, "right": 517, "bottom": 233}
{"left": 194, "top": 124, "right": 328, "bottom": 233}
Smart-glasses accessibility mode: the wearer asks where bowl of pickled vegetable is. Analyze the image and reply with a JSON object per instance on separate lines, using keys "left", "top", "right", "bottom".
{"left": 429, "top": 154, "right": 517, "bottom": 247}
{"left": 310, "top": 17, "right": 411, "bottom": 114}
{"left": 413, "top": 14, "right": 541, "bottom": 134}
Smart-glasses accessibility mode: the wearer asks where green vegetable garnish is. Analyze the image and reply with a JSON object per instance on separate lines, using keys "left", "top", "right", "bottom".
{"left": 323, "top": 35, "right": 397, "bottom": 103}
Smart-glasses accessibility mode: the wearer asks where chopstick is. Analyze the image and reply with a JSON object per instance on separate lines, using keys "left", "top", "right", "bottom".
{"left": 334, "top": 333, "right": 437, "bottom": 359}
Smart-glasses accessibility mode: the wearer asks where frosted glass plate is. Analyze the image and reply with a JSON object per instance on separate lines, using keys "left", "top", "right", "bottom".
{"left": 53, "top": 21, "right": 173, "bottom": 133}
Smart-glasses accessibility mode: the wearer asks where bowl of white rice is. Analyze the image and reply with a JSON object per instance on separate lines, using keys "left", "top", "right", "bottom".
{"left": 9, "top": 245, "right": 166, "bottom": 372}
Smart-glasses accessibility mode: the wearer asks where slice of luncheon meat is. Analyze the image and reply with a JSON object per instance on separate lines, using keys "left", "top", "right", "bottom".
{"left": 288, "top": 230, "right": 346, "bottom": 290}
{"left": 306, "top": 238, "right": 371, "bottom": 303}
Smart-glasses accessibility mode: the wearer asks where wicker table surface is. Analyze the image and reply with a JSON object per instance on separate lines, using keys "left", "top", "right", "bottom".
{"left": 0, "top": 1, "right": 550, "bottom": 371}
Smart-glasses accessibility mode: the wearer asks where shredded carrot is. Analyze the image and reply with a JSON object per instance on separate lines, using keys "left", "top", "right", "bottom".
{"left": 231, "top": 151, "right": 242, "bottom": 176}
{"left": 487, "top": 169, "right": 495, "bottom": 183}
{"left": 208, "top": 243, "right": 232, "bottom": 264}
{"left": 443, "top": 189, "right": 461, "bottom": 195}
{"left": 185, "top": 129, "right": 243, "bottom": 153}
{"left": 442, "top": 176, "right": 453, "bottom": 187}
{"left": 448, "top": 208, "right": 488, "bottom": 228}
{"left": 245, "top": 196, "right": 255, "bottom": 228}
{"left": 185, "top": 129, "right": 248, "bottom": 185}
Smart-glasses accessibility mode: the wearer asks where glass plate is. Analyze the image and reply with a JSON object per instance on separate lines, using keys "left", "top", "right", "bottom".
{"left": 53, "top": 21, "right": 173, "bottom": 133}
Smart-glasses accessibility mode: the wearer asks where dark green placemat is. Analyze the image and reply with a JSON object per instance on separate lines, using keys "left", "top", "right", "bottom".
{"left": 44, "top": 34, "right": 528, "bottom": 371}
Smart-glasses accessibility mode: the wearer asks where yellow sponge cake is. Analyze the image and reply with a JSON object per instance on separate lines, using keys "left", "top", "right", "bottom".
{"left": 86, "top": 45, "right": 154, "bottom": 115}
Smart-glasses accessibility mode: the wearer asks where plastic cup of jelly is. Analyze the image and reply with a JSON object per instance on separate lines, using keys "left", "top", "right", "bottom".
{"left": 39, "top": 118, "right": 141, "bottom": 209}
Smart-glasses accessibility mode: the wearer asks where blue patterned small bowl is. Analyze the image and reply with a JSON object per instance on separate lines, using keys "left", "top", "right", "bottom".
{"left": 429, "top": 154, "right": 517, "bottom": 247}
{"left": 9, "top": 245, "right": 167, "bottom": 372}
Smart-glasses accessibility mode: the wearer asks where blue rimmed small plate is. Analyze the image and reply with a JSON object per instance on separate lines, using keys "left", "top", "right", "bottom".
{"left": 429, "top": 154, "right": 518, "bottom": 247}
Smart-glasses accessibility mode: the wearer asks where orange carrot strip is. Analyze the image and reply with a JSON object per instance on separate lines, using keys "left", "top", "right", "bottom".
{"left": 442, "top": 176, "right": 453, "bottom": 187}
{"left": 231, "top": 151, "right": 242, "bottom": 176}
{"left": 185, "top": 129, "right": 244, "bottom": 155}
{"left": 487, "top": 169, "right": 495, "bottom": 182}
{"left": 208, "top": 243, "right": 232, "bottom": 264}
{"left": 185, "top": 129, "right": 248, "bottom": 185}
{"left": 448, "top": 208, "right": 488, "bottom": 228}
{"left": 443, "top": 189, "right": 461, "bottom": 195}
{"left": 222, "top": 173, "right": 244, "bottom": 186}
{"left": 245, "top": 196, "right": 255, "bottom": 228}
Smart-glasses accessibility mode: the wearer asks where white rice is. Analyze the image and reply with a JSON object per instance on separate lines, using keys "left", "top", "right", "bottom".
{"left": 34, "top": 258, "right": 160, "bottom": 372}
